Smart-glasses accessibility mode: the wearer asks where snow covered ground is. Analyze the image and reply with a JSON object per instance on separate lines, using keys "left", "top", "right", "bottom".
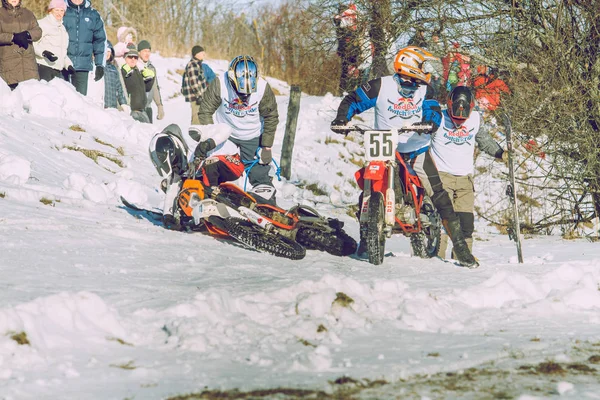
{"left": 0, "top": 55, "right": 599, "bottom": 400}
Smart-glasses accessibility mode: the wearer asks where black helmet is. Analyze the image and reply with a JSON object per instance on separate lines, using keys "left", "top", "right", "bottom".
{"left": 149, "top": 124, "right": 189, "bottom": 177}
{"left": 447, "top": 86, "right": 474, "bottom": 124}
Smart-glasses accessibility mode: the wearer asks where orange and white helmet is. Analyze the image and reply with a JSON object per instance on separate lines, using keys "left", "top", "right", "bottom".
{"left": 393, "top": 46, "right": 439, "bottom": 84}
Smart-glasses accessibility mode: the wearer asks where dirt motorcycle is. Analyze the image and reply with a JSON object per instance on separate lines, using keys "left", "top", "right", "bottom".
{"left": 175, "top": 170, "right": 357, "bottom": 260}
{"left": 334, "top": 124, "right": 442, "bottom": 265}
{"left": 143, "top": 124, "right": 356, "bottom": 260}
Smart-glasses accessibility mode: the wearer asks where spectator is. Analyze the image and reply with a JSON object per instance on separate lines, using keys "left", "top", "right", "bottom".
{"left": 0, "top": 0, "right": 42, "bottom": 90}
{"left": 473, "top": 65, "right": 510, "bottom": 112}
{"left": 137, "top": 40, "right": 164, "bottom": 122}
{"left": 442, "top": 42, "right": 471, "bottom": 92}
{"left": 181, "top": 45, "right": 215, "bottom": 124}
{"left": 113, "top": 25, "right": 136, "bottom": 66}
{"left": 103, "top": 40, "right": 126, "bottom": 110}
{"left": 63, "top": 0, "right": 105, "bottom": 95}
{"left": 121, "top": 47, "right": 154, "bottom": 123}
{"left": 333, "top": 3, "right": 362, "bottom": 95}
{"left": 34, "top": 0, "right": 74, "bottom": 82}
{"left": 407, "top": 29, "right": 427, "bottom": 48}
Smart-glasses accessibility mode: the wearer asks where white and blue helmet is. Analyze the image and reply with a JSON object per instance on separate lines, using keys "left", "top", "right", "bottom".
{"left": 227, "top": 55, "right": 258, "bottom": 96}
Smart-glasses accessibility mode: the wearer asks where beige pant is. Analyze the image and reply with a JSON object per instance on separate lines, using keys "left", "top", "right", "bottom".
{"left": 437, "top": 172, "right": 475, "bottom": 258}
{"left": 191, "top": 100, "right": 200, "bottom": 125}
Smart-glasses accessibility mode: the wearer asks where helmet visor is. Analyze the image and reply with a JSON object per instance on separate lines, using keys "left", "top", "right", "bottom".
{"left": 234, "top": 59, "right": 258, "bottom": 95}
{"left": 450, "top": 94, "right": 472, "bottom": 119}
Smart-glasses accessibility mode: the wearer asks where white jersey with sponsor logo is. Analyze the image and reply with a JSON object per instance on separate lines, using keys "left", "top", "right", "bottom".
{"left": 374, "top": 75, "right": 430, "bottom": 153}
{"left": 214, "top": 72, "right": 267, "bottom": 142}
{"left": 430, "top": 109, "right": 482, "bottom": 176}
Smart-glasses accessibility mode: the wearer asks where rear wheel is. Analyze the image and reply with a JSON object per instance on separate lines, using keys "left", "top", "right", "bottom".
{"left": 411, "top": 197, "right": 441, "bottom": 258}
{"left": 223, "top": 217, "right": 306, "bottom": 260}
{"left": 366, "top": 191, "right": 386, "bottom": 265}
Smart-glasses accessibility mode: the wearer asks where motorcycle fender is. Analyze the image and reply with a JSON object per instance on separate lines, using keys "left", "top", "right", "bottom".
{"left": 192, "top": 199, "right": 229, "bottom": 225}
{"left": 238, "top": 206, "right": 272, "bottom": 230}
{"left": 363, "top": 161, "right": 387, "bottom": 181}
{"left": 385, "top": 188, "right": 395, "bottom": 225}
{"left": 178, "top": 179, "right": 205, "bottom": 216}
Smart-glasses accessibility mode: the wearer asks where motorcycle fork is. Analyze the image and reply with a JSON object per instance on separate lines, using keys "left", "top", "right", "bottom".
{"left": 384, "top": 162, "right": 396, "bottom": 229}
{"left": 359, "top": 179, "right": 371, "bottom": 225}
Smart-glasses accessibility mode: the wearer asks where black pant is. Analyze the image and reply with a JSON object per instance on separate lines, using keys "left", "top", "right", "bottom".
{"left": 229, "top": 136, "right": 273, "bottom": 188}
{"left": 64, "top": 71, "right": 89, "bottom": 95}
{"left": 38, "top": 64, "right": 61, "bottom": 82}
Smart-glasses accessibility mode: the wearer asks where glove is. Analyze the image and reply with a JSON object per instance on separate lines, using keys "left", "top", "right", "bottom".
{"left": 157, "top": 105, "right": 165, "bottom": 120}
{"left": 193, "top": 138, "right": 216, "bottom": 160}
{"left": 42, "top": 50, "right": 58, "bottom": 62}
{"left": 94, "top": 66, "right": 104, "bottom": 81}
{"left": 162, "top": 215, "right": 182, "bottom": 231}
{"left": 501, "top": 150, "right": 510, "bottom": 164}
{"left": 141, "top": 67, "right": 155, "bottom": 81}
{"left": 195, "top": 97, "right": 203, "bottom": 105}
{"left": 64, "top": 65, "right": 76, "bottom": 75}
{"left": 259, "top": 147, "right": 272, "bottom": 165}
{"left": 12, "top": 31, "right": 31, "bottom": 49}
{"left": 122, "top": 64, "right": 133, "bottom": 77}
{"left": 330, "top": 118, "right": 349, "bottom": 135}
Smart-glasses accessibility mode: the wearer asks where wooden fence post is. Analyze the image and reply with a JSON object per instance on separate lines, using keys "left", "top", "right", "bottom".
{"left": 280, "top": 85, "right": 301, "bottom": 180}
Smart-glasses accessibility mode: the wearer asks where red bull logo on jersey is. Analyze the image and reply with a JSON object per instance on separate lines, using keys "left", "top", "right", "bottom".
{"left": 223, "top": 98, "right": 259, "bottom": 118}
{"left": 443, "top": 125, "right": 475, "bottom": 145}
{"left": 387, "top": 97, "right": 421, "bottom": 119}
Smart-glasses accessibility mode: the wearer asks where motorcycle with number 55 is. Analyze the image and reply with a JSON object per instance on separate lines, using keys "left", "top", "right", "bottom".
{"left": 333, "top": 124, "right": 442, "bottom": 265}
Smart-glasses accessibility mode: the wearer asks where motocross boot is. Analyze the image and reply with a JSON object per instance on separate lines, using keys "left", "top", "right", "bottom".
{"left": 443, "top": 217, "right": 479, "bottom": 268}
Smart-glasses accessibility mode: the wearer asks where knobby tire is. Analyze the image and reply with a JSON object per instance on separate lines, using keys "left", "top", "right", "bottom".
{"left": 223, "top": 217, "right": 306, "bottom": 260}
{"left": 295, "top": 226, "right": 357, "bottom": 257}
{"left": 367, "top": 191, "right": 386, "bottom": 265}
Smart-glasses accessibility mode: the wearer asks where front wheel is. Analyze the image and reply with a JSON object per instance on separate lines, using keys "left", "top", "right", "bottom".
{"left": 367, "top": 191, "right": 386, "bottom": 265}
{"left": 295, "top": 226, "right": 357, "bottom": 256}
{"left": 223, "top": 217, "right": 306, "bottom": 260}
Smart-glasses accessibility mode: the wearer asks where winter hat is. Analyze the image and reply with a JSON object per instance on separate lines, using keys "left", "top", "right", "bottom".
{"left": 137, "top": 40, "right": 151, "bottom": 52}
{"left": 125, "top": 47, "right": 139, "bottom": 58}
{"left": 48, "top": 0, "right": 66, "bottom": 10}
{"left": 192, "top": 45, "right": 205, "bottom": 57}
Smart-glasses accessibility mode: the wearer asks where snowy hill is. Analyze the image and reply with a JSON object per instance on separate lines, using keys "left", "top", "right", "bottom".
{"left": 1, "top": 55, "right": 600, "bottom": 400}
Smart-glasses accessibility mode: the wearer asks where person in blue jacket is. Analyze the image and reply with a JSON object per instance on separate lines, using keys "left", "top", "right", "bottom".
{"left": 62, "top": 0, "right": 106, "bottom": 95}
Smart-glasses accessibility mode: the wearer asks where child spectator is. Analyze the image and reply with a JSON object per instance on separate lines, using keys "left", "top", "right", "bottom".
{"left": 104, "top": 40, "right": 127, "bottom": 110}
{"left": 34, "top": 0, "right": 74, "bottom": 82}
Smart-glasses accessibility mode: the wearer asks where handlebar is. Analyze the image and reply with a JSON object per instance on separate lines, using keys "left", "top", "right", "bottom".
{"left": 331, "top": 123, "right": 435, "bottom": 135}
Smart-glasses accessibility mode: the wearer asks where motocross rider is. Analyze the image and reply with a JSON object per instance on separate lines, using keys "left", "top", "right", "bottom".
{"left": 331, "top": 46, "right": 478, "bottom": 268}
{"left": 196, "top": 55, "right": 280, "bottom": 206}
{"left": 430, "top": 86, "right": 507, "bottom": 259}
{"left": 149, "top": 123, "right": 244, "bottom": 230}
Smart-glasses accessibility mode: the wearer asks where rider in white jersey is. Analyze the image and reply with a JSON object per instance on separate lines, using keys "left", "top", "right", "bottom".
{"left": 197, "top": 55, "right": 279, "bottom": 206}
{"left": 429, "top": 86, "right": 506, "bottom": 259}
{"left": 331, "top": 46, "right": 478, "bottom": 268}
